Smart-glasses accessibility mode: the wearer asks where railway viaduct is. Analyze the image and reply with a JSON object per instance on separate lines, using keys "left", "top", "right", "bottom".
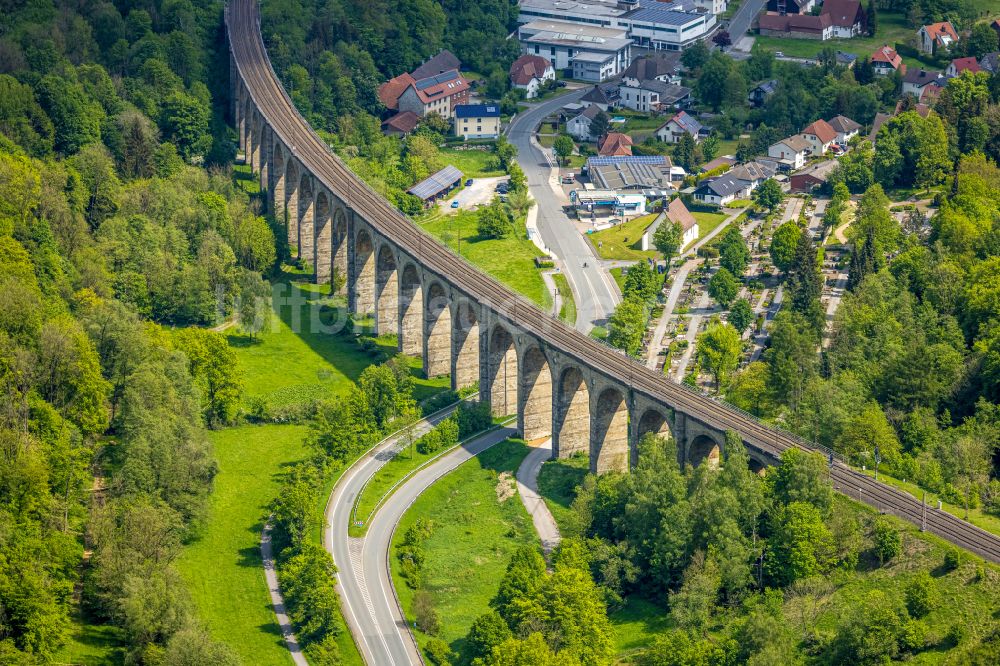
{"left": 227, "top": 0, "right": 1000, "bottom": 562}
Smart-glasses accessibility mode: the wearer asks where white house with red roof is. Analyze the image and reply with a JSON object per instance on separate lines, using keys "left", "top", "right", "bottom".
{"left": 509, "top": 54, "right": 555, "bottom": 99}
{"left": 655, "top": 111, "right": 704, "bottom": 144}
{"left": 871, "top": 45, "right": 904, "bottom": 76}
{"left": 801, "top": 119, "right": 838, "bottom": 156}
{"left": 918, "top": 21, "right": 959, "bottom": 54}
{"left": 946, "top": 57, "right": 981, "bottom": 78}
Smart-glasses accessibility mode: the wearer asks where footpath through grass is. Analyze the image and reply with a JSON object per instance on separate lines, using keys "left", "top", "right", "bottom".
{"left": 419, "top": 210, "right": 552, "bottom": 307}
{"left": 175, "top": 425, "right": 346, "bottom": 666}
{"left": 390, "top": 439, "right": 537, "bottom": 664}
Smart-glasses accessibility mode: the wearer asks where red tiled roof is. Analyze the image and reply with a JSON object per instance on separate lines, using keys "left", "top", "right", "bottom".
{"left": 950, "top": 57, "right": 981, "bottom": 75}
{"left": 381, "top": 111, "right": 420, "bottom": 134}
{"left": 923, "top": 21, "right": 958, "bottom": 44}
{"left": 510, "top": 55, "right": 552, "bottom": 86}
{"left": 378, "top": 73, "right": 414, "bottom": 110}
{"left": 598, "top": 132, "right": 633, "bottom": 156}
{"left": 407, "top": 70, "right": 470, "bottom": 105}
{"left": 872, "top": 45, "right": 903, "bottom": 69}
{"left": 759, "top": 11, "right": 831, "bottom": 34}
{"left": 802, "top": 119, "right": 838, "bottom": 145}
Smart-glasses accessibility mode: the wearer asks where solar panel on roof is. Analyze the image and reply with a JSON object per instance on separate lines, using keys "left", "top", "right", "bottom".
{"left": 626, "top": 7, "right": 699, "bottom": 26}
{"left": 587, "top": 155, "right": 668, "bottom": 166}
{"left": 408, "top": 165, "right": 463, "bottom": 199}
{"left": 414, "top": 70, "right": 459, "bottom": 90}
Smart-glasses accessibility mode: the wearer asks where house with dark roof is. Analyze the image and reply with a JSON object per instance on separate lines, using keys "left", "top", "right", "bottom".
{"left": 618, "top": 80, "right": 691, "bottom": 113}
{"left": 836, "top": 51, "right": 859, "bottom": 68}
{"left": 871, "top": 45, "right": 904, "bottom": 76}
{"left": 790, "top": 159, "right": 837, "bottom": 192}
{"left": 748, "top": 80, "right": 778, "bottom": 107}
{"left": 381, "top": 111, "right": 420, "bottom": 137}
{"left": 766, "top": 0, "right": 817, "bottom": 14}
{"left": 580, "top": 84, "right": 616, "bottom": 111}
{"left": 655, "top": 111, "right": 704, "bottom": 144}
{"left": 980, "top": 52, "right": 1000, "bottom": 74}
{"left": 598, "top": 132, "right": 633, "bottom": 157}
{"left": 454, "top": 104, "right": 501, "bottom": 140}
{"left": 728, "top": 161, "right": 776, "bottom": 190}
{"left": 621, "top": 53, "right": 682, "bottom": 88}
{"left": 901, "top": 69, "right": 944, "bottom": 98}
{"left": 828, "top": 115, "right": 862, "bottom": 144}
{"left": 693, "top": 174, "right": 751, "bottom": 207}
{"left": 823, "top": 0, "right": 866, "bottom": 38}
{"left": 918, "top": 21, "right": 958, "bottom": 54}
{"left": 509, "top": 54, "right": 555, "bottom": 99}
{"left": 869, "top": 112, "right": 891, "bottom": 141}
{"left": 946, "top": 57, "right": 981, "bottom": 78}
{"left": 567, "top": 105, "right": 601, "bottom": 141}
{"left": 700, "top": 155, "right": 736, "bottom": 173}
{"left": 411, "top": 50, "right": 462, "bottom": 80}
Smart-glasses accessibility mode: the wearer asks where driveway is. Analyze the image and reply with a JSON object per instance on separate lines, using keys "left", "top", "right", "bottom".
{"left": 440, "top": 176, "right": 508, "bottom": 212}
{"left": 507, "top": 89, "right": 620, "bottom": 332}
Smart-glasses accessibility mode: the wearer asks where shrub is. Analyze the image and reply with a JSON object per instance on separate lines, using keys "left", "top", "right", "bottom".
{"left": 424, "top": 638, "right": 453, "bottom": 665}
{"left": 900, "top": 619, "right": 927, "bottom": 653}
{"left": 457, "top": 400, "right": 492, "bottom": 438}
{"left": 421, "top": 390, "right": 460, "bottom": 415}
{"left": 871, "top": 517, "right": 902, "bottom": 565}
{"left": 413, "top": 590, "right": 440, "bottom": 635}
{"left": 943, "top": 547, "right": 962, "bottom": 572}
{"left": 905, "top": 572, "right": 935, "bottom": 618}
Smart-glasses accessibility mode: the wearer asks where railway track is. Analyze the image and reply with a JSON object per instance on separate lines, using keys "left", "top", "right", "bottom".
{"left": 226, "top": 0, "right": 1000, "bottom": 564}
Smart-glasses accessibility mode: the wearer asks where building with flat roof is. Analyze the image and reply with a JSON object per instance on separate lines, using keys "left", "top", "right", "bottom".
{"left": 519, "top": 20, "right": 632, "bottom": 81}
{"left": 586, "top": 155, "right": 675, "bottom": 190}
{"left": 517, "top": 0, "right": 719, "bottom": 52}
{"left": 571, "top": 189, "right": 649, "bottom": 216}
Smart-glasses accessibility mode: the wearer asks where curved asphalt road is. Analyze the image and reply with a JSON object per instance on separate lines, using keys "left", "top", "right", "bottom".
{"left": 507, "top": 90, "right": 620, "bottom": 332}
{"left": 326, "top": 418, "right": 516, "bottom": 665}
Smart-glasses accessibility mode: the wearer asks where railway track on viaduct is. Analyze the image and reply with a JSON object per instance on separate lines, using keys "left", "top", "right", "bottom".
{"left": 226, "top": 0, "right": 1000, "bottom": 564}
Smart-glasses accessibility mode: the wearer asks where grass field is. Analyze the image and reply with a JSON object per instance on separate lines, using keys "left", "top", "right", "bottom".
{"left": 439, "top": 147, "right": 504, "bottom": 179}
{"left": 693, "top": 210, "right": 731, "bottom": 243}
{"left": 552, "top": 271, "right": 577, "bottom": 325}
{"left": 590, "top": 214, "right": 659, "bottom": 261}
{"left": 54, "top": 620, "right": 125, "bottom": 665}
{"left": 536, "top": 452, "right": 589, "bottom": 537}
{"left": 419, "top": 210, "right": 552, "bottom": 307}
{"left": 176, "top": 424, "right": 361, "bottom": 666}
{"left": 389, "top": 439, "right": 537, "bottom": 664}
{"left": 609, "top": 267, "right": 627, "bottom": 292}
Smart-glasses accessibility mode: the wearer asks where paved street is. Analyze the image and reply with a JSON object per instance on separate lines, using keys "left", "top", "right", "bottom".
{"left": 507, "top": 90, "right": 620, "bottom": 332}
{"left": 727, "top": 0, "right": 766, "bottom": 44}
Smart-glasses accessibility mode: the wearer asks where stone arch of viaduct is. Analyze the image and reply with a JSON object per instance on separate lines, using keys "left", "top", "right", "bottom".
{"left": 227, "top": 4, "right": 774, "bottom": 475}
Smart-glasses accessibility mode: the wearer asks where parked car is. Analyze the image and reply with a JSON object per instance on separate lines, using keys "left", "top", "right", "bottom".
{"left": 465, "top": 178, "right": 473, "bottom": 186}
{"left": 774, "top": 51, "right": 784, "bottom": 58}
{"left": 497, "top": 183, "right": 509, "bottom": 194}
{"left": 561, "top": 174, "right": 575, "bottom": 184}
{"left": 450, "top": 200, "right": 460, "bottom": 208}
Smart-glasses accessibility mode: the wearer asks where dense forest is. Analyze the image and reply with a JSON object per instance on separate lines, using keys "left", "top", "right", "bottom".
{"left": 0, "top": 0, "right": 276, "bottom": 662}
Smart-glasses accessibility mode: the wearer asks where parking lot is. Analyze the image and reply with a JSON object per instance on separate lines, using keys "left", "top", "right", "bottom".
{"left": 440, "top": 176, "right": 508, "bottom": 212}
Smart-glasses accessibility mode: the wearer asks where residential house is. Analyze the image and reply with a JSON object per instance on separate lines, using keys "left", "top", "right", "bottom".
{"left": 917, "top": 21, "right": 958, "bottom": 55}
{"left": 641, "top": 197, "right": 698, "bottom": 252}
{"left": 993, "top": 19, "right": 1000, "bottom": 42}
{"left": 567, "top": 105, "right": 601, "bottom": 141}
{"left": 836, "top": 50, "right": 859, "bottom": 68}
{"left": 655, "top": 111, "right": 704, "bottom": 144}
{"left": 748, "top": 80, "right": 778, "bottom": 107}
{"left": 598, "top": 132, "right": 633, "bottom": 157}
{"left": 768, "top": 135, "right": 812, "bottom": 169}
{"left": 765, "top": 0, "right": 817, "bottom": 14}
{"left": 701, "top": 155, "right": 736, "bottom": 173}
{"left": 758, "top": 12, "right": 834, "bottom": 41}
{"left": 801, "top": 119, "right": 838, "bottom": 155}
{"left": 828, "top": 115, "right": 862, "bottom": 144}
{"left": 902, "top": 69, "right": 944, "bottom": 98}
{"left": 919, "top": 83, "right": 943, "bottom": 107}
{"left": 693, "top": 175, "right": 750, "bottom": 207}
{"left": 580, "top": 85, "right": 615, "bottom": 112}
{"left": 790, "top": 159, "right": 838, "bottom": 192}
{"left": 381, "top": 111, "right": 420, "bottom": 137}
{"left": 509, "top": 54, "right": 555, "bottom": 99}
{"left": 871, "top": 45, "right": 904, "bottom": 76}
{"left": 454, "top": 104, "right": 501, "bottom": 140}
{"left": 618, "top": 80, "right": 691, "bottom": 113}
{"left": 728, "top": 161, "right": 776, "bottom": 190}
{"left": 980, "top": 52, "right": 1000, "bottom": 74}
{"left": 869, "top": 112, "right": 891, "bottom": 142}
{"left": 411, "top": 50, "right": 461, "bottom": 80}
{"left": 621, "top": 53, "right": 682, "bottom": 88}
{"left": 894, "top": 99, "right": 932, "bottom": 117}
{"left": 946, "top": 57, "right": 981, "bottom": 78}
{"left": 823, "top": 0, "right": 866, "bottom": 38}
